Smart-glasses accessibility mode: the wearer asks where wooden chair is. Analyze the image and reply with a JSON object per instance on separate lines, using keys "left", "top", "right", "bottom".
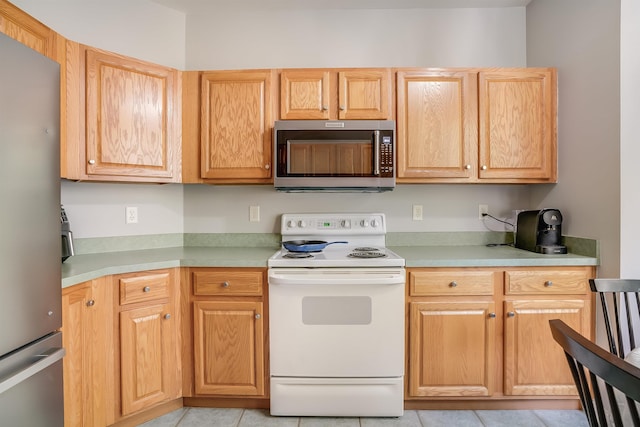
{"left": 589, "top": 279, "right": 640, "bottom": 358}
{"left": 549, "top": 319, "right": 640, "bottom": 427}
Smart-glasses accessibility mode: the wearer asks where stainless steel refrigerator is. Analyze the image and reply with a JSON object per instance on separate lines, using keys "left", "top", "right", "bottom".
{"left": 0, "top": 33, "right": 65, "bottom": 425}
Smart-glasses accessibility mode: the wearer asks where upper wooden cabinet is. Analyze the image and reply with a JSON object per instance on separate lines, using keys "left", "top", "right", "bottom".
{"left": 0, "top": 0, "right": 61, "bottom": 61}
{"left": 397, "top": 68, "right": 557, "bottom": 183}
{"left": 478, "top": 69, "right": 557, "bottom": 181}
{"left": 279, "top": 68, "right": 392, "bottom": 120}
{"left": 63, "top": 42, "right": 181, "bottom": 182}
{"left": 182, "top": 70, "right": 274, "bottom": 183}
{"left": 397, "top": 70, "right": 478, "bottom": 181}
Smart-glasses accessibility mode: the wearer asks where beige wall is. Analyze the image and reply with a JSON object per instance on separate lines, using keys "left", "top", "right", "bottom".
{"left": 620, "top": 0, "right": 640, "bottom": 278}
{"left": 526, "top": 0, "right": 620, "bottom": 279}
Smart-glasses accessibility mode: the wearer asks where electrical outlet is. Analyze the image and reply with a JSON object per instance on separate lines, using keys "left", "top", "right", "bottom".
{"left": 479, "top": 204, "right": 489, "bottom": 220}
{"left": 125, "top": 206, "right": 138, "bottom": 224}
{"left": 249, "top": 205, "right": 260, "bottom": 222}
{"left": 412, "top": 205, "right": 423, "bottom": 221}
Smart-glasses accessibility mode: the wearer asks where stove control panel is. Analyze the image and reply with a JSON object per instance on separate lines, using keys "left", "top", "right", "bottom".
{"left": 281, "top": 213, "right": 386, "bottom": 235}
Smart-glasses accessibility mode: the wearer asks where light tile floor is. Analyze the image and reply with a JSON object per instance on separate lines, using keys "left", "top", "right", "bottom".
{"left": 138, "top": 408, "right": 589, "bottom": 427}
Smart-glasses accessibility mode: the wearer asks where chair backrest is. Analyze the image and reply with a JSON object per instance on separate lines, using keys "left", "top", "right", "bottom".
{"left": 549, "top": 319, "right": 640, "bottom": 427}
{"left": 589, "top": 279, "right": 640, "bottom": 358}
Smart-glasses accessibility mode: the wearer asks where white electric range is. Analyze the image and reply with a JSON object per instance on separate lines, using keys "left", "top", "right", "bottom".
{"left": 268, "top": 213, "right": 405, "bottom": 417}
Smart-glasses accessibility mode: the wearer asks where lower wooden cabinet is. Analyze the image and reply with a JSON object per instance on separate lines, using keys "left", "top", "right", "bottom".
{"left": 407, "top": 266, "right": 594, "bottom": 401}
{"left": 61, "top": 278, "right": 115, "bottom": 427}
{"left": 115, "top": 269, "right": 181, "bottom": 419}
{"left": 503, "top": 268, "right": 592, "bottom": 396}
{"left": 187, "top": 268, "right": 267, "bottom": 398}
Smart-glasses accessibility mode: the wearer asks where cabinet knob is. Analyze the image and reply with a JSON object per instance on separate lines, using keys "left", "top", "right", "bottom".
{"left": 544, "top": 280, "right": 553, "bottom": 287}
{"left": 465, "top": 164, "right": 471, "bottom": 170}
{"left": 481, "top": 165, "right": 487, "bottom": 170}
{"left": 507, "top": 311, "right": 515, "bottom": 317}
{"left": 339, "top": 106, "right": 345, "bottom": 111}
{"left": 488, "top": 312, "right": 496, "bottom": 318}
{"left": 86, "top": 299, "right": 95, "bottom": 307}
{"left": 255, "top": 313, "right": 261, "bottom": 320}
{"left": 265, "top": 164, "right": 271, "bottom": 170}
{"left": 322, "top": 105, "right": 329, "bottom": 111}
{"left": 449, "top": 281, "right": 458, "bottom": 287}
{"left": 164, "top": 313, "right": 171, "bottom": 320}
{"left": 222, "top": 281, "right": 230, "bottom": 288}
{"left": 143, "top": 286, "right": 151, "bottom": 293}
{"left": 88, "top": 159, "right": 96, "bottom": 165}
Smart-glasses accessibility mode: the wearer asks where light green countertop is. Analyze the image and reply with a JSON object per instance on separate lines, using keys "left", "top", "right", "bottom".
{"left": 62, "top": 243, "right": 598, "bottom": 289}
{"left": 391, "top": 245, "right": 598, "bottom": 268}
{"left": 61, "top": 246, "right": 277, "bottom": 288}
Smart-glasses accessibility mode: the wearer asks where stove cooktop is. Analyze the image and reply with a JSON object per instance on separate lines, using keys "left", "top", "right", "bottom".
{"left": 268, "top": 246, "right": 405, "bottom": 268}
{"left": 270, "top": 213, "right": 405, "bottom": 268}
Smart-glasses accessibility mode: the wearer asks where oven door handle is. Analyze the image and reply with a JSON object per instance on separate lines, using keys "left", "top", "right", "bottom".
{"left": 268, "top": 274, "right": 405, "bottom": 286}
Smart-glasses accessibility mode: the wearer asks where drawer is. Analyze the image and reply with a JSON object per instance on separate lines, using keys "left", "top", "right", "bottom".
{"left": 119, "top": 271, "right": 170, "bottom": 305}
{"left": 409, "top": 270, "right": 496, "bottom": 296}
{"left": 505, "top": 268, "right": 590, "bottom": 295}
{"left": 193, "top": 270, "right": 263, "bottom": 296}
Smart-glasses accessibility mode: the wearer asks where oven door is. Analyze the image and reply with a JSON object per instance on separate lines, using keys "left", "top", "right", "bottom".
{"left": 268, "top": 267, "right": 405, "bottom": 378}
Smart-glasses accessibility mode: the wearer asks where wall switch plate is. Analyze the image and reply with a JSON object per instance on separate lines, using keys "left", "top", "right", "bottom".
{"left": 126, "top": 206, "right": 138, "bottom": 224}
{"left": 412, "top": 205, "right": 423, "bottom": 221}
{"left": 249, "top": 205, "right": 260, "bottom": 222}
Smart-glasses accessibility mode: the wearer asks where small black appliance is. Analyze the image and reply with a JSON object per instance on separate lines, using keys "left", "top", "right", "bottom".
{"left": 61, "top": 205, "right": 75, "bottom": 262}
{"left": 515, "top": 209, "right": 567, "bottom": 254}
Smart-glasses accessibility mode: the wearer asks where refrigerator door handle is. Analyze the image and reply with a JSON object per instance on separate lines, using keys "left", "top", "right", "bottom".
{"left": 0, "top": 347, "right": 65, "bottom": 395}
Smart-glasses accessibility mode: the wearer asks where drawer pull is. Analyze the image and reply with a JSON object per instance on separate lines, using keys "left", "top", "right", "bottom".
{"left": 507, "top": 311, "right": 515, "bottom": 317}
{"left": 544, "top": 281, "right": 553, "bottom": 287}
{"left": 255, "top": 313, "right": 261, "bottom": 320}
{"left": 488, "top": 312, "right": 496, "bottom": 318}
{"left": 222, "top": 281, "right": 230, "bottom": 288}
{"left": 164, "top": 313, "right": 171, "bottom": 320}
{"left": 143, "top": 286, "right": 151, "bottom": 293}
{"left": 449, "top": 281, "right": 458, "bottom": 288}
{"left": 86, "top": 299, "right": 95, "bottom": 307}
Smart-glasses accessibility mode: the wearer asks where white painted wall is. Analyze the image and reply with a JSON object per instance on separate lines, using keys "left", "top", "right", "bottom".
{"left": 619, "top": 0, "right": 640, "bottom": 278}
{"left": 185, "top": 7, "right": 527, "bottom": 69}
{"left": 12, "top": 0, "right": 535, "bottom": 238}
{"left": 11, "top": 0, "right": 186, "bottom": 69}
{"left": 525, "top": 0, "right": 620, "bottom": 278}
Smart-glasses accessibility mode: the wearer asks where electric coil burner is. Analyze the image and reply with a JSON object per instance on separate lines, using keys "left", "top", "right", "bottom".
{"left": 268, "top": 213, "right": 405, "bottom": 417}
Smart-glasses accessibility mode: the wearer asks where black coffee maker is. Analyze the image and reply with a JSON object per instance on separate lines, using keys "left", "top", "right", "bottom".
{"left": 515, "top": 209, "right": 567, "bottom": 254}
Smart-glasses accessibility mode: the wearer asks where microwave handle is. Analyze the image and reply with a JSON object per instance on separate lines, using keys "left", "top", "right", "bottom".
{"left": 373, "top": 130, "right": 381, "bottom": 176}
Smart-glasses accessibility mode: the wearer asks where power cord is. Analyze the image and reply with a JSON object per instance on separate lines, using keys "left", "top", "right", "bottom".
{"left": 481, "top": 212, "right": 514, "bottom": 228}
{"left": 482, "top": 213, "right": 516, "bottom": 247}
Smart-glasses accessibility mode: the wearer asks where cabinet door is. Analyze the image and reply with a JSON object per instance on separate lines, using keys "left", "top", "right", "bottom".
{"left": 0, "top": 1, "right": 59, "bottom": 60}
{"left": 200, "top": 70, "right": 273, "bottom": 181}
{"left": 81, "top": 47, "right": 180, "bottom": 182}
{"left": 478, "top": 69, "right": 557, "bottom": 182}
{"left": 338, "top": 69, "right": 391, "bottom": 120}
{"left": 62, "top": 279, "right": 114, "bottom": 427}
{"left": 503, "top": 299, "right": 587, "bottom": 396}
{"left": 193, "top": 300, "right": 265, "bottom": 396}
{"left": 119, "top": 303, "right": 178, "bottom": 416}
{"left": 409, "top": 301, "right": 496, "bottom": 397}
{"left": 396, "top": 70, "right": 478, "bottom": 181}
{"left": 280, "top": 70, "right": 331, "bottom": 120}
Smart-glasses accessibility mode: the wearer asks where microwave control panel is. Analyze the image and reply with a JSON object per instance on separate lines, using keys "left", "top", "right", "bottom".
{"left": 380, "top": 136, "right": 393, "bottom": 176}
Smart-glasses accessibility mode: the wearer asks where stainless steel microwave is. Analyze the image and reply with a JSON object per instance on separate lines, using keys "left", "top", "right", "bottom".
{"left": 273, "top": 120, "right": 396, "bottom": 192}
